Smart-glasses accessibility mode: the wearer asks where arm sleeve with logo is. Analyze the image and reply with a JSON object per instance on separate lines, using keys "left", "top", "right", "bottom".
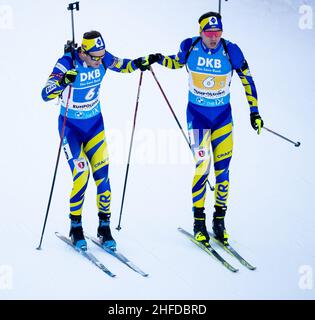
{"left": 228, "top": 42, "right": 258, "bottom": 113}
{"left": 156, "top": 38, "right": 193, "bottom": 69}
{"left": 41, "top": 54, "right": 73, "bottom": 101}
{"left": 104, "top": 51, "right": 138, "bottom": 73}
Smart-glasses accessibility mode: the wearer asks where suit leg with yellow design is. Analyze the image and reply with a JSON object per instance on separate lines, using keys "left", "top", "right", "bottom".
{"left": 191, "top": 127, "right": 212, "bottom": 247}
{"left": 83, "top": 125, "right": 116, "bottom": 249}
{"left": 59, "top": 119, "right": 89, "bottom": 250}
{"left": 211, "top": 117, "right": 233, "bottom": 245}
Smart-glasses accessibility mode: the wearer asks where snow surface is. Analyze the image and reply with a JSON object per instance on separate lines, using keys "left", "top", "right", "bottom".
{"left": 0, "top": 0, "right": 314, "bottom": 300}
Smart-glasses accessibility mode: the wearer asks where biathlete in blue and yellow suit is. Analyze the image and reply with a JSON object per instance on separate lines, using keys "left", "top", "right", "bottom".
{"left": 41, "top": 30, "right": 147, "bottom": 250}
{"left": 142, "top": 12, "right": 264, "bottom": 246}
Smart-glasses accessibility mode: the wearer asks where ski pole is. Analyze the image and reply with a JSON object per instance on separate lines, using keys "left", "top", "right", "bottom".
{"left": 218, "top": 0, "right": 228, "bottom": 14}
{"left": 36, "top": 86, "right": 73, "bottom": 250}
{"left": 262, "top": 126, "right": 301, "bottom": 147}
{"left": 64, "top": 2, "right": 80, "bottom": 57}
{"left": 37, "top": 2, "right": 79, "bottom": 250}
{"left": 149, "top": 66, "right": 215, "bottom": 191}
{"left": 116, "top": 72, "right": 144, "bottom": 231}
{"left": 68, "top": 2, "right": 79, "bottom": 45}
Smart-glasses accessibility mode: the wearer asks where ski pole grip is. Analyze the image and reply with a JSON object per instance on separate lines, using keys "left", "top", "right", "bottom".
{"left": 68, "top": 1, "right": 79, "bottom": 11}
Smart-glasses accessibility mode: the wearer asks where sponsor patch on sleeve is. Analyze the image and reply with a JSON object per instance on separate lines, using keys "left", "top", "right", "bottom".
{"left": 56, "top": 62, "right": 68, "bottom": 73}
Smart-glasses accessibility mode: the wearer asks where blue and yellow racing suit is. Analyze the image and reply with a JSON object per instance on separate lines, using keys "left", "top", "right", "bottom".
{"left": 157, "top": 37, "right": 259, "bottom": 210}
{"left": 42, "top": 50, "right": 139, "bottom": 219}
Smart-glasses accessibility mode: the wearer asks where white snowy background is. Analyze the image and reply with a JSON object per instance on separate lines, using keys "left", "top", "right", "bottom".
{"left": 0, "top": 0, "right": 314, "bottom": 299}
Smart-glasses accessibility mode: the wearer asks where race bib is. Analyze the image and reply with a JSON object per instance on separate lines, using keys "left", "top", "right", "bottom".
{"left": 191, "top": 72, "right": 228, "bottom": 91}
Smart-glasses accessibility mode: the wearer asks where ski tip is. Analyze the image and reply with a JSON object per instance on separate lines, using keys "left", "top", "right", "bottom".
{"left": 55, "top": 231, "right": 63, "bottom": 238}
{"left": 224, "top": 263, "right": 239, "bottom": 273}
{"left": 105, "top": 272, "right": 116, "bottom": 278}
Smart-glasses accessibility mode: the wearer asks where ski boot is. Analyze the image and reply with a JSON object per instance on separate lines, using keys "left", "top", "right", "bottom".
{"left": 212, "top": 205, "right": 229, "bottom": 245}
{"left": 69, "top": 215, "right": 87, "bottom": 251}
{"left": 97, "top": 218, "right": 116, "bottom": 250}
{"left": 193, "top": 207, "right": 210, "bottom": 247}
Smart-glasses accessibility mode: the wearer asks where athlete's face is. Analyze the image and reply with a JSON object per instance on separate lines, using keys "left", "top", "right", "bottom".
{"left": 81, "top": 49, "right": 106, "bottom": 68}
{"left": 201, "top": 28, "right": 222, "bottom": 49}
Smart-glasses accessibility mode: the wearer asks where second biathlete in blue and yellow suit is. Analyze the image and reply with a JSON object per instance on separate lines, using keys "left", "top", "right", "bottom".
{"left": 41, "top": 31, "right": 142, "bottom": 250}
{"left": 149, "top": 12, "right": 263, "bottom": 245}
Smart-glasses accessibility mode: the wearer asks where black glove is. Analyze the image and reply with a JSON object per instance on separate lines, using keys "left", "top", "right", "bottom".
{"left": 250, "top": 112, "right": 264, "bottom": 135}
{"left": 60, "top": 69, "right": 78, "bottom": 86}
{"left": 147, "top": 53, "right": 163, "bottom": 64}
{"left": 133, "top": 53, "right": 163, "bottom": 71}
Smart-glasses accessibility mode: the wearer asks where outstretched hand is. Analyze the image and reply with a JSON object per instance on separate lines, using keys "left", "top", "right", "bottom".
{"left": 134, "top": 53, "right": 163, "bottom": 71}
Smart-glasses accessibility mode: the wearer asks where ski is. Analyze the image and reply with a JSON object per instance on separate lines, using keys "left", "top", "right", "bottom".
{"left": 55, "top": 232, "right": 116, "bottom": 277}
{"left": 178, "top": 227, "right": 238, "bottom": 273}
{"left": 85, "top": 234, "right": 149, "bottom": 277}
{"left": 208, "top": 232, "right": 256, "bottom": 270}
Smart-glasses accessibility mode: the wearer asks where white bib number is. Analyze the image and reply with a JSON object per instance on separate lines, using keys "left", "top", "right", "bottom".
{"left": 85, "top": 88, "right": 96, "bottom": 100}
{"left": 203, "top": 76, "right": 215, "bottom": 88}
